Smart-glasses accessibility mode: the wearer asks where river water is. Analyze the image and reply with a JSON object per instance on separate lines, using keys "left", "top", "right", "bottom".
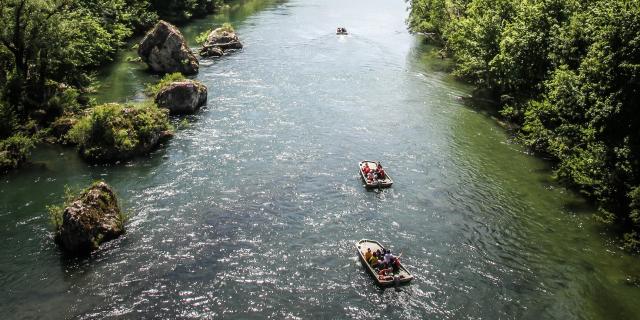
{"left": 2, "top": 0, "right": 640, "bottom": 319}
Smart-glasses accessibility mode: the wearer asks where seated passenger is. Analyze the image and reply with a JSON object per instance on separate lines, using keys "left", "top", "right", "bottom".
{"left": 377, "top": 267, "right": 393, "bottom": 280}
{"left": 362, "top": 163, "right": 371, "bottom": 175}
{"left": 376, "top": 164, "right": 385, "bottom": 179}
{"left": 384, "top": 249, "right": 394, "bottom": 264}
{"left": 364, "top": 248, "right": 372, "bottom": 262}
{"left": 391, "top": 257, "right": 401, "bottom": 274}
{"left": 367, "top": 171, "right": 375, "bottom": 182}
{"left": 368, "top": 253, "right": 379, "bottom": 266}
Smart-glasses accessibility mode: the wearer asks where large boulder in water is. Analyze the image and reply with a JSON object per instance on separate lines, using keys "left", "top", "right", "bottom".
{"left": 55, "top": 182, "right": 125, "bottom": 255}
{"left": 155, "top": 80, "right": 208, "bottom": 115}
{"left": 199, "top": 26, "right": 243, "bottom": 58}
{"left": 138, "top": 20, "right": 199, "bottom": 75}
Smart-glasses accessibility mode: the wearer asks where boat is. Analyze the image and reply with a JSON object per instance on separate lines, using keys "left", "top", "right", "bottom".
{"left": 355, "top": 239, "right": 414, "bottom": 287}
{"left": 336, "top": 27, "right": 348, "bottom": 35}
{"left": 359, "top": 160, "right": 393, "bottom": 188}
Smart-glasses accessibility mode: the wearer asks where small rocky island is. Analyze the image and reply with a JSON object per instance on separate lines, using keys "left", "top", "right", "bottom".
{"left": 51, "top": 182, "right": 125, "bottom": 255}
{"left": 138, "top": 20, "right": 199, "bottom": 75}
{"left": 199, "top": 23, "right": 243, "bottom": 58}
{"left": 66, "top": 102, "right": 173, "bottom": 163}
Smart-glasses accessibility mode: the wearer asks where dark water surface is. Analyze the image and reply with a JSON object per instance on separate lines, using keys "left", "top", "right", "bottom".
{"left": 2, "top": 0, "right": 640, "bottom": 319}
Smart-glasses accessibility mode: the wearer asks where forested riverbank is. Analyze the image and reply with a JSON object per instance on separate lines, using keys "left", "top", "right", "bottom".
{"left": 0, "top": 0, "right": 229, "bottom": 170}
{"left": 407, "top": 0, "right": 640, "bottom": 250}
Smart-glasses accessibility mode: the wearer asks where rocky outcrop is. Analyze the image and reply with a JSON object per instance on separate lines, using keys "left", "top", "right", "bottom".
{"left": 155, "top": 80, "right": 208, "bottom": 114}
{"left": 138, "top": 20, "right": 199, "bottom": 75}
{"left": 199, "top": 27, "right": 243, "bottom": 58}
{"left": 55, "top": 182, "right": 124, "bottom": 255}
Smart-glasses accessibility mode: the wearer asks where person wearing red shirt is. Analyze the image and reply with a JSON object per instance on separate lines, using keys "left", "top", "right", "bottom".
{"left": 362, "top": 163, "right": 371, "bottom": 175}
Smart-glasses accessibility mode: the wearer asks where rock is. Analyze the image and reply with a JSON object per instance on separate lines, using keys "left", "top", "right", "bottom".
{"left": 138, "top": 20, "right": 199, "bottom": 75}
{"left": 155, "top": 80, "right": 208, "bottom": 114}
{"left": 199, "top": 27, "right": 243, "bottom": 58}
{"left": 56, "top": 182, "right": 124, "bottom": 255}
{"left": 200, "top": 46, "right": 224, "bottom": 58}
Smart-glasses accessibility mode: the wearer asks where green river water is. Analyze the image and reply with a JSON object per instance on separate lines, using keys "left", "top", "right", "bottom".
{"left": 2, "top": 0, "right": 640, "bottom": 319}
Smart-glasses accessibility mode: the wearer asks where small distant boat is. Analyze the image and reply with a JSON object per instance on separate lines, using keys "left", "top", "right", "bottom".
{"left": 359, "top": 160, "right": 393, "bottom": 188}
{"left": 355, "top": 239, "right": 414, "bottom": 287}
{"left": 336, "top": 27, "right": 348, "bottom": 35}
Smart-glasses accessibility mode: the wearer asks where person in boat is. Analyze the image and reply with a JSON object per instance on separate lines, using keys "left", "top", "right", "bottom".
{"left": 377, "top": 266, "right": 393, "bottom": 280}
{"left": 383, "top": 249, "right": 394, "bottom": 265}
{"left": 367, "top": 171, "right": 375, "bottom": 182}
{"left": 376, "top": 164, "right": 386, "bottom": 180}
{"left": 364, "top": 248, "right": 372, "bottom": 262}
{"left": 368, "top": 251, "right": 379, "bottom": 267}
{"left": 391, "top": 257, "right": 401, "bottom": 274}
{"left": 362, "top": 163, "right": 371, "bottom": 175}
{"left": 337, "top": 27, "right": 341, "bottom": 33}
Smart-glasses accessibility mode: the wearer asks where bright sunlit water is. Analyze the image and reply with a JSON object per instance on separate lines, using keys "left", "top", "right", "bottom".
{"left": 2, "top": 0, "right": 640, "bottom": 318}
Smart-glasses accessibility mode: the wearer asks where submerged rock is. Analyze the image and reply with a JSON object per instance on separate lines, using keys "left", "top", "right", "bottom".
{"left": 199, "top": 27, "right": 243, "bottom": 58}
{"left": 138, "top": 20, "right": 199, "bottom": 75}
{"left": 155, "top": 80, "right": 208, "bottom": 114}
{"left": 55, "top": 182, "right": 124, "bottom": 255}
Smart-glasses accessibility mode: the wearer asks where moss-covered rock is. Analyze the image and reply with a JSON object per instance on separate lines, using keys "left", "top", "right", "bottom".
{"left": 67, "top": 102, "right": 173, "bottom": 163}
{"left": 51, "top": 181, "right": 125, "bottom": 255}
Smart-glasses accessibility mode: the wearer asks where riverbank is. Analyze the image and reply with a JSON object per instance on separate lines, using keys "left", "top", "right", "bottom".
{"left": 407, "top": 0, "right": 640, "bottom": 251}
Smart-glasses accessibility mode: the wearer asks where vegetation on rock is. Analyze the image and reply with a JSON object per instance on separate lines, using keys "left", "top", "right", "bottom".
{"left": 196, "top": 22, "right": 235, "bottom": 45}
{"left": 67, "top": 102, "right": 172, "bottom": 162}
{"left": 146, "top": 73, "right": 187, "bottom": 97}
{"left": 408, "top": 0, "right": 640, "bottom": 250}
{"left": 0, "top": 134, "right": 35, "bottom": 171}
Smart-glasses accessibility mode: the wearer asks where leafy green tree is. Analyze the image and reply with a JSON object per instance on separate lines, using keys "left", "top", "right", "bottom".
{"left": 446, "top": 0, "right": 517, "bottom": 88}
{"left": 408, "top": 0, "right": 640, "bottom": 250}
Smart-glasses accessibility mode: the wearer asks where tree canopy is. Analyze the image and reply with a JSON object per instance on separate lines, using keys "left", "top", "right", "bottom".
{"left": 408, "top": 0, "right": 640, "bottom": 250}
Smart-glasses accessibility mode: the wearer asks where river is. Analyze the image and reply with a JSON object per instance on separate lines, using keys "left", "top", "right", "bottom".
{"left": 2, "top": 0, "right": 640, "bottom": 319}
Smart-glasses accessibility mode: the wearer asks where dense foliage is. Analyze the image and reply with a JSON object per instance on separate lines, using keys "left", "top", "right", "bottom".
{"left": 67, "top": 102, "right": 172, "bottom": 162}
{"left": 0, "top": 0, "right": 227, "bottom": 170}
{"left": 408, "top": 0, "right": 640, "bottom": 249}
{"left": 0, "top": 134, "right": 34, "bottom": 171}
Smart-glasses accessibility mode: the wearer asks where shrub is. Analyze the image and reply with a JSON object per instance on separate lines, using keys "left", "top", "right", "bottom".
{"left": 67, "top": 102, "right": 172, "bottom": 162}
{"left": 0, "top": 134, "right": 36, "bottom": 171}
